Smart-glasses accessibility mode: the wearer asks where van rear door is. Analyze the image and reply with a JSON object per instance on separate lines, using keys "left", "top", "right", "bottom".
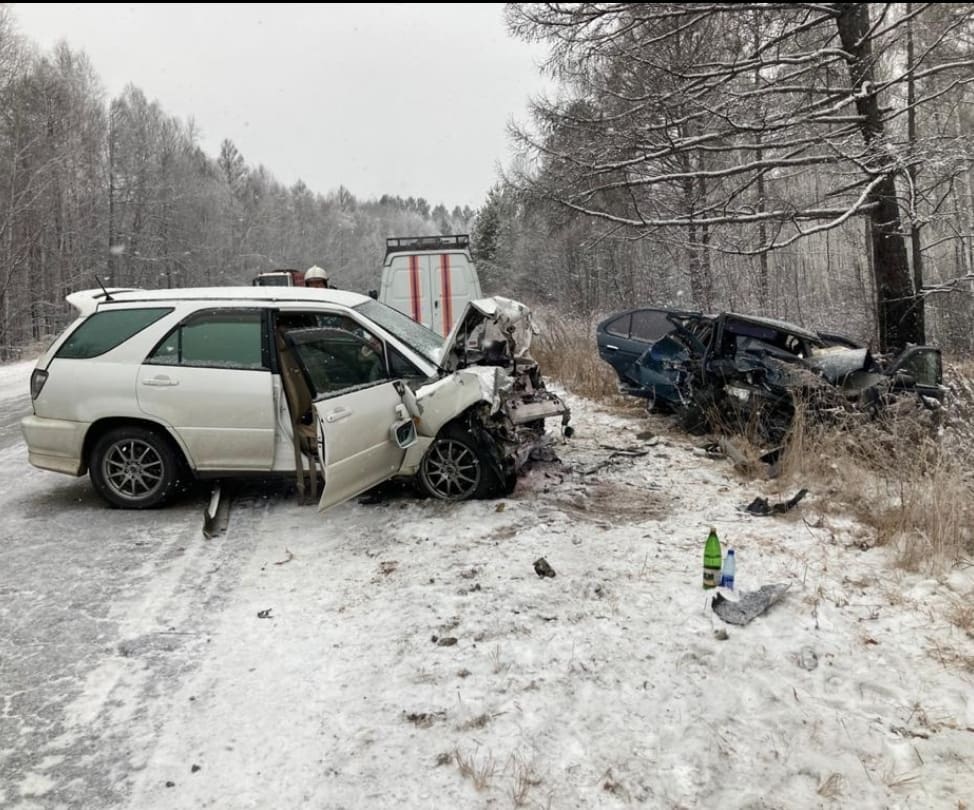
{"left": 385, "top": 254, "right": 434, "bottom": 330}
{"left": 383, "top": 251, "right": 481, "bottom": 336}
{"left": 435, "top": 252, "right": 481, "bottom": 336}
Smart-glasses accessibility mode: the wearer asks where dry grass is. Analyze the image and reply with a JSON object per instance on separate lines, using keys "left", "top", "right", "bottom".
{"left": 489, "top": 644, "right": 510, "bottom": 674}
{"left": 949, "top": 599, "right": 974, "bottom": 638}
{"left": 776, "top": 388, "right": 974, "bottom": 571}
{"left": 508, "top": 754, "right": 542, "bottom": 807}
{"left": 531, "top": 314, "right": 620, "bottom": 400}
{"left": 926, "top": 639, "right": 974, "bottom": 673}
{"left": 817, "top": 772, "right": 845, "bottom": 798}
{"left": 454, "top": 746, "right": 496, "bottom": 790}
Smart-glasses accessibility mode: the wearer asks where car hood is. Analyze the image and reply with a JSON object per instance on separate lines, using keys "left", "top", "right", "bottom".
{"left": 433, "top": 296, "right": 536, "bottom": 373}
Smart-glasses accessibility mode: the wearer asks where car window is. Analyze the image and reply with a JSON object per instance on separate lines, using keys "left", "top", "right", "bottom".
{"left": 604, "top": 314, "right": 631, "bottom": 338}
{"left": 278, "top": 311, "right": 361, "bottom": 333}
{"left": 55, "top": 308, "right": 173, "bottom": 359}
{"left": 147, "top": 309, "right": 266, "bottom": 369}
{"left": 285, "top": 326, "right": 391, "bottom": 396}
{"left": 277, "top": 310, "right": 427, "bottom": 383}
{"left": 353, "top": 299, "right": 443, "bottom": 364}
{"left": 388, "top": 345, "right": 424, "bottom": 379}
{"left": 892, "top": 348, "right": 942, "bottom": 387}
{"left": 630, "top": 310, "right": 674, "bottom": 343}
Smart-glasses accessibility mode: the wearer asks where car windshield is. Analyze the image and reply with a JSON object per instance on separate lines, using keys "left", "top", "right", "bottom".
{"left": 353, "top": 299, "right": 444, "bottom": 365}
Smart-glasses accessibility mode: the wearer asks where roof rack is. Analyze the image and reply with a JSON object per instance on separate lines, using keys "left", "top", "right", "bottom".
{"left": 385, "top": 234, "right": 470, "bottom": 256}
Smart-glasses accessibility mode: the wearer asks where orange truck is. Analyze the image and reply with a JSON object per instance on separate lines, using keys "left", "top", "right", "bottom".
{"left": 253, "top": 269, "right": 305, "bottom": 287}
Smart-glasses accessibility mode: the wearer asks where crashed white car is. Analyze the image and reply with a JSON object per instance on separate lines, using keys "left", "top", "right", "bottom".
{"left": 21, "top": 287, "right": 570, "bottom": 509}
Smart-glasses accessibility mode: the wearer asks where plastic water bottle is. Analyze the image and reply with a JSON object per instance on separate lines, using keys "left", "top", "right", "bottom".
{"left": 703, "top": 528, "right": 722, "bottom": 589}
{"left": 720, "top": 549, "right": 736, "bottom": 590}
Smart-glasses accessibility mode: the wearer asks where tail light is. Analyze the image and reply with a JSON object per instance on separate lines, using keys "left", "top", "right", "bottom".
{"left": 30, "top": 369, "right": 48, "bottom": 400}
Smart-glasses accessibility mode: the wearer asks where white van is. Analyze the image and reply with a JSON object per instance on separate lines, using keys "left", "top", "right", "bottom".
{"left": 378, "top": 235, "right": 482, "bottom": 336}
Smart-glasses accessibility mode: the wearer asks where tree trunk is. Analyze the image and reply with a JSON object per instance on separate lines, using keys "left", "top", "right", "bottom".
{"left": 906, "top": 3, "right": 925, "bottom": 341}
{"left": 753, "top": 19, "right": 770, "bottom": 312}
{"left": 835, "top": 4, "right": 923, "bottom": 351}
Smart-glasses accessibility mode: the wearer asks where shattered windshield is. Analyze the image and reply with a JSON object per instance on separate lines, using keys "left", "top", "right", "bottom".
{"left": 353, "top": 299, "right": 444, "bottom": 366}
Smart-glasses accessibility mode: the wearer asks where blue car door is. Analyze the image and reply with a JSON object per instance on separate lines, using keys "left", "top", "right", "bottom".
{"left": 597, "top": 309, "right": 685, "bottom": 382}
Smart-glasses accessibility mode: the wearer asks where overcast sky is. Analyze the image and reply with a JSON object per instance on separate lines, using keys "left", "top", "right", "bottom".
{"left": 13, "top": 3, "right": 552, "bottom": 210}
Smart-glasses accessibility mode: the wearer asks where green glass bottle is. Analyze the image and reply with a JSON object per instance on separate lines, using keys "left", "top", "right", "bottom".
{"left": 703, "top": 527, "right": 722, "bottom": 589}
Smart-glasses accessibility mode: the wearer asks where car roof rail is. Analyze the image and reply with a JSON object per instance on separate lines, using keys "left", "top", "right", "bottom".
{"left": 385, "top": 234, "right": 470, "bottom": 256}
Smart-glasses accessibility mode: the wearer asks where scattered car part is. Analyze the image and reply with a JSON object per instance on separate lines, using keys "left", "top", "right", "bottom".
{"left": 712, "top": 583, "right": 791, "bottom": 625}
{"left": 202, "top": 482, "right": 231, "bottom": 538}
{"left": 745, "top": 488, "right": 810, "bottom": 516}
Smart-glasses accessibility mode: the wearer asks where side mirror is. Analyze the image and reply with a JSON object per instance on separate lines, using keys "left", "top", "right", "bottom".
{"left": 390, "top": 418, "right": 417, "bottom": 449}
{"left": 368, "top": 289, "right": 378, "bottom": 299}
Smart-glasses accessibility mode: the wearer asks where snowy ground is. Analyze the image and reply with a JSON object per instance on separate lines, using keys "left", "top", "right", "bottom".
{"left": 1, "top": 360, "right": 973, "bottom": 809}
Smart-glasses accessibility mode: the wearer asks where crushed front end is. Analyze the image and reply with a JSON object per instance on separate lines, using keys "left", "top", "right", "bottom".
{"left": 436, "top": 297, "right": 571, "bottom": 475}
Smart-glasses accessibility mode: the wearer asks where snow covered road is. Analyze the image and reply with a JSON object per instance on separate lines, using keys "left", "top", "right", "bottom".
{"left": 1, "top": 361, "right": 973, "bottom": 809}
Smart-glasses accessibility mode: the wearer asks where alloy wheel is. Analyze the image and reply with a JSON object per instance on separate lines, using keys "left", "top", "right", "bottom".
{"left": 421, "top": 438, "right": 482, "bottom": 500}
{"left": 101, "top": 438, "right": 166, "bottom": 501}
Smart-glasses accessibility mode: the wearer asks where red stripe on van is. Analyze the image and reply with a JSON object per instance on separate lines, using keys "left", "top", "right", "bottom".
{"left": 408, "top": 255, "right": 421, "bottom": 322}
{"left": 440, "top": 254, "right": 452, "bottom": 335}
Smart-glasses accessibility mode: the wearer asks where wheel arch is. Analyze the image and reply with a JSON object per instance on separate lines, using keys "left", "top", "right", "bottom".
{"left": 429, "top": 406, "right": 511, "bottom": 494}
{"left": 82, "top": 417, "right": 192, "bottom": 476}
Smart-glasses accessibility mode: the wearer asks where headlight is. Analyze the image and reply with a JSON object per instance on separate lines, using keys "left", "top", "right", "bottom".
{"left": 725, "top": 385, "right": 751, "bottom": 402}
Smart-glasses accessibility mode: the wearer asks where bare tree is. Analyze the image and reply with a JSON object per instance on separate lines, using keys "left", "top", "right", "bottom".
{"left": 0, "top": 7, "right": 469, "bottom": 356}
{"left": 507, "top": 2, "right": 974, "bottom": 350}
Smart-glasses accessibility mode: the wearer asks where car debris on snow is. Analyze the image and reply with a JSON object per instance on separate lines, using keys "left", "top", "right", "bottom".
{"left": 745, "top": 488, "right": 810, "bottom": 516}
{"left": 712, "top": 583, "right": 791, "bottom": 625}
{"left": 202, "top": 482, "right": 231, "bottom": 538}
{"left": 533, "top": 557, "right": 557, "bottom": 578}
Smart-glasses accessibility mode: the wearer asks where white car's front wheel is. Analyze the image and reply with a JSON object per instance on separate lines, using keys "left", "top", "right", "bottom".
{"left": 418, "top": 426, "right": 497, "bottom": 502}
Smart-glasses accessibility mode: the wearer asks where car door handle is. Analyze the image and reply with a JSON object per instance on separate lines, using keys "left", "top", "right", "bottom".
{"left": 142, "top": 375, "right": 179, "bottom": 387}
{"left": 324, "top": 407, "right": 352, "bottom": 423}
{"left": 605, "top": 344, "right": 619, "bottom": 351}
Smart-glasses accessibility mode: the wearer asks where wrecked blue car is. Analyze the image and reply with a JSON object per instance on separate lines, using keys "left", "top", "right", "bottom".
{"left": 597, "top": 307, "right": 944, "bottom": 440}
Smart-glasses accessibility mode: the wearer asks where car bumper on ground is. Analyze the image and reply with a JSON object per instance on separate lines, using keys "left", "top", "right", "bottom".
{"left": 21, "top": 415, "right": 87, "bottom": 475}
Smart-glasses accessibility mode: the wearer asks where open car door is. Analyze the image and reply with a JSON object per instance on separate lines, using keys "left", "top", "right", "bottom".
{"left": 313, "top": 382, "right": 414, "bottom": 509}
{"left": 285, "top": 326, "right": 417, "bottom": 511}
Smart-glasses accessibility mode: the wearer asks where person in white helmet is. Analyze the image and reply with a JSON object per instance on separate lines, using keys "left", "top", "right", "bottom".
{"left": 304, "top": 265, "right": 330, "bottom": 289}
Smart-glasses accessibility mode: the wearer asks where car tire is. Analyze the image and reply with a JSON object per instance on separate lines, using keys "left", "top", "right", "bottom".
{"left": 757, "top": 405, "right": 793, "bottom": 445}
{"left": 89, "top": 426, "right": 183, "bottom": 509}
{"left": 679, "top": 403, "right": 710, "bottom": 435}
{"left": 418, "top": 425, "right": 498, "bottom": 502}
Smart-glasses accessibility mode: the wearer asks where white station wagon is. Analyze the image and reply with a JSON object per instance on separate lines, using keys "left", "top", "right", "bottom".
{"left": 22, "top": 287, "right": 570, "bottom": 509}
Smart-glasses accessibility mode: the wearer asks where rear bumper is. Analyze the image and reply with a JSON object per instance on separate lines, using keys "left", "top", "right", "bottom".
{"left": 21, "top": 415, "right": 87, "bottom": 476}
